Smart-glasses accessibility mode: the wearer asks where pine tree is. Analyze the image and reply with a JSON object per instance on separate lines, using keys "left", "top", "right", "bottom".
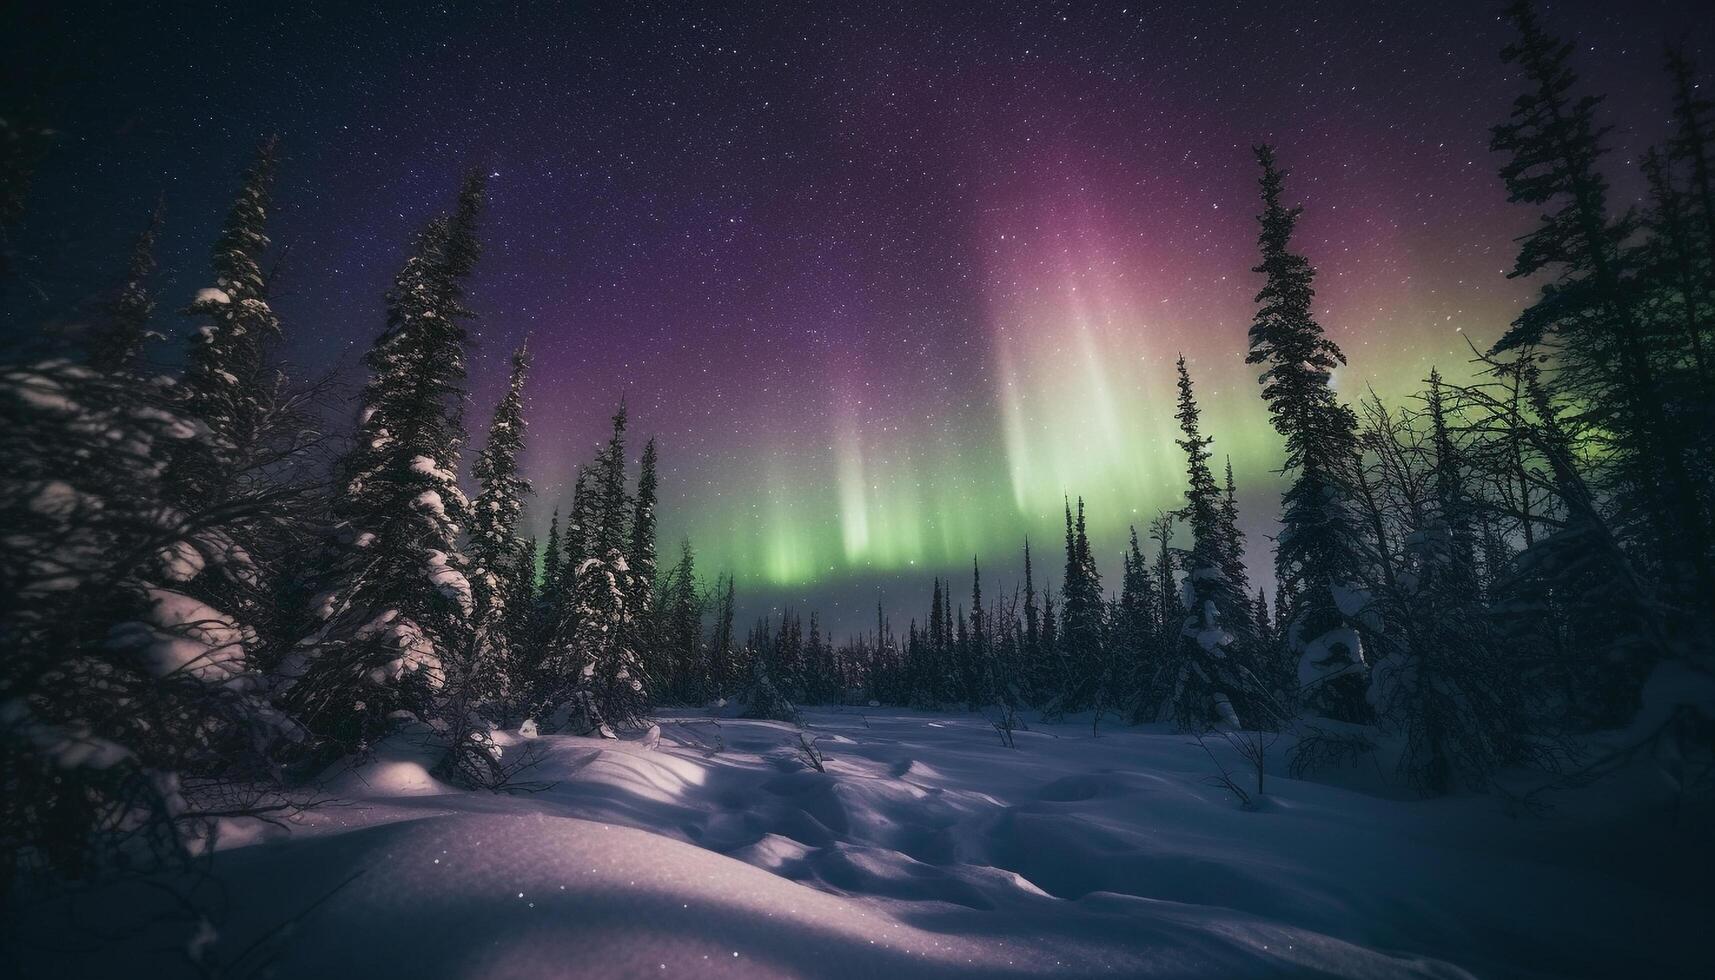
{"left": 1247, "top": 144, "right": 1369, "bottom": 722}
{"left": 84, "top": 203, "right": 163, "bottom": 375}
{"left": 628, "top": 437, "right": 662, "bottom": 691}
{"left": 1115, "top": 526, "right": 1159, "bottom": 717}
{"left": 659, "top": 540, "right": 704, "bottom": 703}
{"left": 1491, "top": 1, "right": 1713, "bottom": 610}
{"left": 547, "top": 404, "right": 653, "bottom": 729}
{"left": 1057, "top": 498, "right": 1105, "bottom": 711}
{"left": 967, "top": 557, "right": 987, "bottom": 707}
{"left": 1021, "top": 538, "right": 1041, "bottom": 671}
{"left": 708, "top": 574, "right": 737, "bottom": 699}
{"left": 1639, "top": 150, "right": 1712, "bottom": 384}
{"left": 631, "top": 437, "right": 659, "bottom": 607}
{"left": 1165, "top": 357, "right": 1276, "bottom": 729}
{"left": 591, "top": 404, "right": 631, "bottom": 560}
{"left": 1220, "top": 457, "right": 1255, "bottom": 628}
{"left": 1426, "top": 371, "right": 1478, "bottom": 598}
{"left": 1666, "top": 46, "right": 1715, "bottom": 256}
{"left": 177, "top": 136, "right": 281, "bottom": 468}
{"left": 469, "top": 341, "right": 533, "bottom": 702}
{"left": 284, "top": 172, "right": 487, "bottom": 754}
{"left": 164, "top": 141, "right": 303, "bottom": 672}
{"left": 540, "top": 509, "right": 563, "bottom": 611}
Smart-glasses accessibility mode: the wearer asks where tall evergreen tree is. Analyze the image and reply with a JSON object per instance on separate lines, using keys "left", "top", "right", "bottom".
{"left": 708, "top": 573, "right": 737, "bottom": 698}
{"left": 1666, "top": 46, "right": 1715, "bottom": 254}
{"left": 541, "top": 510, "right": 563, "bottom": 606}
{"left": 1115, "top": 526, "right": 1159, "bottom": 716}
{"left": 1247, "top": 144, "right": 1369, "bottom": 722}
{"left": 631, "top": 436, "right": 659, "bottom": 607}
{"left": 544, "top": 402, "right": 654, "bottom": 729}
{"left": 177, "top": 137, "right": 281, "bottom": 469}
{"left": 1220, "top": 457, "right": 1255, "bottom": 624}
{"left": 469, "top": 341, "right": 533, "bottom": 700}
{"left": 1490, "top": 1, "right": 1712, "bottom": 611}
{"left": 968, "top": 557, "right": 987, "bottom": 706}
{"left": 283, "top": 173, "right": 487, "bottom": 754}
{"left": 590, "top": 404, "right": 631, "bottom": 560}
{"left": 84, "top": 203, "right": 164, "bottom": 375}
{"left": 1165, "top": 357, "right": 1275, "bottom": 729}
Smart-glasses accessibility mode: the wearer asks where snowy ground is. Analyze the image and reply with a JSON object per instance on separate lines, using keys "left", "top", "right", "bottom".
{"left": 8, "top": 708, "right": 1709, "bottom": 978}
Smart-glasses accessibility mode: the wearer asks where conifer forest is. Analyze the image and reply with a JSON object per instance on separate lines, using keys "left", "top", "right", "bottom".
{"left": 2, "top": 2, "right": 1712, "bottom": 977}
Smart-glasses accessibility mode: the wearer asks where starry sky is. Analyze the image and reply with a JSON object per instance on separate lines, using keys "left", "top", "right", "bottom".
{"left": 4, "top": 0, "right": 1710, "bottom": 635}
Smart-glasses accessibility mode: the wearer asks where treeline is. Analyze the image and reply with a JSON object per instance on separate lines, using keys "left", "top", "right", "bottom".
{"left": 655, "top": 3, "right": 1715, "bottom": 800}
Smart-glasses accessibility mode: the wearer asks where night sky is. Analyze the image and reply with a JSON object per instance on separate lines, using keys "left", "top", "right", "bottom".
{"left": 4, "top": 0, "right": 1710, "bottom": 635}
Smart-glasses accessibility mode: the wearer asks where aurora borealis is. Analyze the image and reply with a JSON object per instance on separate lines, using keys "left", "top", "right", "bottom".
{"left": 5, "top": 0, "right": 1710, "bottom": 633}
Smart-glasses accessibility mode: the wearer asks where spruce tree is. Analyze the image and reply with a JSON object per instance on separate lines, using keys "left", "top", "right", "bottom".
{"left": 1116, "top": 526, "right": 1159, "bottom": 717}
{"left": 1247, "top": 144, "right": 1369, "bottom": 722}
{"left": 1057, "top": 498, "right": 1105, "bottom": 711}
{"left": 85, "top": 203, "right": 163, "bottom": 376}
{"left": 1666, "top": 46, "right": 1715, "bottom": 252}
{"left": 968, "top": 557, "right": 987, "bottom": 707}
{"left": 543, "top": 403, "right": 653, "bottom": 728}
{"left": 284, "top": 173, "right": 487, "bottom": 752}
{"left": 1165, "top": 357, "right": 1274, "bottom": 729}
{"left": 165, "top": 140, "right": 301, "bottom": 672}
{"left": 177, "top": 136, "right": 281, "bottom": 468}
{"left": 631, "top": 437, "right": 659, "bottom": 607}
{"left": 1220, "top": 457, "right": 1255, "bottom": 628}
{"left": 708, "top": 574, "right": 737, "bottom": 699}
{"left": 1491, "top": 1, "right": 1713, "bottom": 610}
{"left": 469, "top": 341, "right": 533, "bottom": 701}
{"left": 542, "top": 509, "right": 563, "bottom": 599}
{"left": 1021, "top": 539, "right": 1040, "bottom": 670}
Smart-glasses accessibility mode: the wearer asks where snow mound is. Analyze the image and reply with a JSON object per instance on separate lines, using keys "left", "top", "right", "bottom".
{"left": 9, "top": 710, "right": 1708, "bottom": 979}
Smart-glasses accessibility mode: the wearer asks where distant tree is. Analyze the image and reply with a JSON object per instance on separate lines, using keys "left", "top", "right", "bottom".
{"left": 659, "top": 539, "right": 705, "bottom": 703}
{"left": 966, "top": 558, "right": 988, "bottom": 706}
{"left": 698, "top": 573, "right": 733, "bottom": 699}
{"left": 1056, "top": 498, "right": 1105, "bottom": 712}
{"left": 1021, "top": 538, "right": 1042, "bottom": 700}
{"left": 631, "top": 437, "right": 659, "bottom": 608}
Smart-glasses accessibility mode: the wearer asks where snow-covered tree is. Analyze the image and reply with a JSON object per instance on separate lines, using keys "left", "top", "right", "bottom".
{"left": 282, "top": 173, "right": 487, "bottom": 754}
{"left": 1160, "top": 357, "right": 1277, "bottom": 730}
{"left": 1, "top": 359, "right": 294, "bottom": 878}
{"left": 468, "top": 341, "right": 532, "bottom": 702}
{"left": 1247, "top": 144, "right": 1369, "bottom": 723}
{"left": 535, "top": 404, "right": 659, "bottom": 729}
{"left": 175, "top": 137, "right": 281, "bottom": 474}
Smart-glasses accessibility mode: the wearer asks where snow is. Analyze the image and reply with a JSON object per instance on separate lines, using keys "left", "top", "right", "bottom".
{"left": 410, "top": 454, "right": 459, "bottom": 484}
{"left": 106, "top": 587, "right": 250, "bottom": 684}
{"left": 354, "top": 610, "right": 443, "bottom": 688}
{"left": 424, "top": 549, "right": 473, "bottom": 616}
{"left": 194, "top": 287, "right": 231, "bottom": 305}
{"left": 411, "top": 489, "right": 446, "bottom": 517}
{"left": 8, "top": 709, "right": 1706, "bottom": 978}
{"left": 1299, "top": 626, "right": 1367, "bottom": 691}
